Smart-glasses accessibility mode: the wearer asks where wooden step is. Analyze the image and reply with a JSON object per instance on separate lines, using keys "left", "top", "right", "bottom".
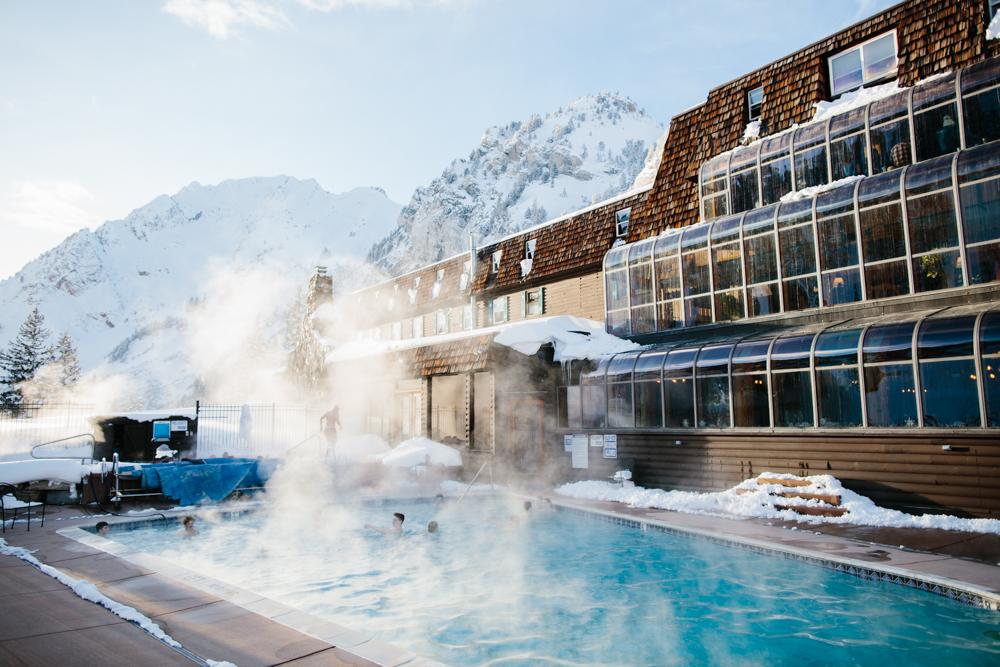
{"left": 756, "top": 476, "right": 812, "bottom": 488}
{"left": 774, "top": 503, "right": 848, "bottom": 517}
{"left": 777, "top": 490, "right": 842, "bottom": 506}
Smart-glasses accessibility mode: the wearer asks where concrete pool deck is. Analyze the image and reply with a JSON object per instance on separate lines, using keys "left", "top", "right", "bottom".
{"left": 1, "top": 497, "right": 998, "bottom": 666}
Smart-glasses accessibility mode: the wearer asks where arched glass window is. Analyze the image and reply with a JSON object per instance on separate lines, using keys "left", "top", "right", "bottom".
{"left": 729, "top": 144, "right": 761, "bottom": 214}
{"left": 760, "top": 132, "right": 793, "bottom": 204}
{"left": 793, "top": 122, "right": 829, "bottom": 189}
{"left": 634, "top": 350, "right": 668, "bottom": 428}
{"left": 777, "top": 199, "right": 820, "bottom": 311}
{"left": 682, "top": 224, "right": 713, "bottom": 325}
{"left": 581, "top": 358, "right": 610, "bottom": 429}
{"left": 961, "top": 56, "right": 1000, "bottom": 147}
{"left": 816, "top": 184, "right": 862, "bottom": 306}
{"left": 862, "top": 322, "right": 918, "bottom": 427}
{"left": 912, "top": 72, "right": 960, "bottom": 162}
{"left": 664, "top": 347, "right": 697, "bottom": 428}
{"left": 606, "top": 353, "right": 638, "bottom": 428}
{"left": 701, "top": 154, "right": 730, "bottom": 221}
{"left": 830, "top": 106, "right": 868, "bottom": 180}
{"left": 770, "top": 334, "right": 815, "bottom": 427}
{"left": 917, "top": 315, "right": 980, "bottom": 428}
{"left": 711, "top": 214, "right": 745, "bottom": 321}
{"left": 695, "top": 344, "right": 732, "bottom": 428}
{"left": 604, "top": 245, "right": 630, "bottom": 336}
{"left": 858, "top": 169, "right": 909, "bottom": 299}
{"left": 958, "top": 142, "right": 1000, "bottom": 286}
{"left": 628, "top": 239, "right": 656, "bottom": 334}
{"left": 742, "top": 205, "right": 781, "bottom": 317}
{"left": 980, "top": 311, "right": 1000, "bottom": 427}
{"left": 732, "top": 339, "right": 771, "bottom": 427}
{"left": 653, "top": 232, "right": 683, "bottom": 331}
{"left": 905, "top": 155, "right": 963, "bottom": 293}
{"left": 868, "top": 90, "right": 911, "bottom": 174}
{"left": 815, "top": 328, "right": 863, "bottom": 427}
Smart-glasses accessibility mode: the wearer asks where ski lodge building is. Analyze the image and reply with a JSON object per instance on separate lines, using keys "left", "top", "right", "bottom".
{"left": 326, "top": 0, "right": 1000, "bottom": 517}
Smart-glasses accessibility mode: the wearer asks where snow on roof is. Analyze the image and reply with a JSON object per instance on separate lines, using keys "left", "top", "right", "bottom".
{"left": 988, "top": 11, "right": 1000, "bottom": 41}
{"left": 779, "top": 175, "right": 865, "bottom": 203}
{"left": 103, "top": 408, "right": 197, "bottom": 422}
{"left": 629, "top": 124, "right": 670, "bottom": 191}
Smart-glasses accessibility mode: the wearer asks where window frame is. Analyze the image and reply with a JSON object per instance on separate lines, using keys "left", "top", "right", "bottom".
{"left": 489, "top": 295, "right": 508, "bottom": 324}
{"left": 523, "top": 287, "right": 544, "bottom": 318}
{"left": 490, "top": 250, "right": 502, "bottom": 274}
{"left": 747, "top": 86, "right": 764, "bottom": 122}
{"left": 525, "top": 238, "right": 536, "bottom": 261}
{"left": 828, "top": 30, "right": 899, "bottom": 98}
{"left": 616, "top": 208, "right": 631, "bottom": 238}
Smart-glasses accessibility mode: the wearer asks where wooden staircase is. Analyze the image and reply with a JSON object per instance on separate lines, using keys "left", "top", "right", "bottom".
{"left": 756, "top": 476, "right": 847, "bottom": 518}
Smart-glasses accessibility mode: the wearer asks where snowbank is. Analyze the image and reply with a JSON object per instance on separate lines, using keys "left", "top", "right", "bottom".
{"left": 380, "top": 437, "right": 462, "bottom": 468}
{"left": 556, "top": 473, "right": 1000, "bottom": 535}
{"left": 0, "top": 459, "right": 92, "bottom": 485}
{"left": 493, "top": 315, "right": 639, "bottom": 362}
{"left": 779, "top": 175, "right": 864, "bottom": 203}
{"left": 329, "top": 433, "right": 391, "bottom": 463}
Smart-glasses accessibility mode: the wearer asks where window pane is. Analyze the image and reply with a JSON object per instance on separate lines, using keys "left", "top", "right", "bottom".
{"left": 815, "top": 328, "right": 862, "bottom": 367}
{"left": 656, "top": 257, "right": 682, "bottom": 301}
{"left": 657, "top": 300, "right": 684, "bottom": 330}
{"left": 777, "top": 198, "right": 813, "bottom": 228}
{"left": 582, "top": 385, "right": 605, "bottom": 428}
{"left": 863, "top": 322, "right": 914, "bottom": 363}
{"left": 635, "top": 381, "right": 663, "bottom": 428}
{"left": 962, "top": 88, "right": 1000, "bottom": 147}
{"left": 917, "top": 315, "right": 975, "bottom": 359}
{"left": 629, "top": 261, "right": 654, "bottom": 306}
{"left": 745, "top": 234, "right": 778, "bottom": 284}
{"left": 860, "top": 203, "right": 906, "bottom": 263}
{"left": 830, "top": 106, "right": 866, "bottom": 140}
{"left": 714, "top": 289, "right": 745, "bottom": 322}
{"left": 864, "top": 364, "right": 918, "bottom": 427}
{"left": 606, "top": 270, "right": 629, "bottom": 310}
{"left": 822, "top": 268, "right": 862, "bottom": 305}
{"left": 684, "top": 296, "right": 713, "bottom": 326}
{"left": 732, "top": 339, "right": 771, "bottom": 373}
{"left": 771, "top": 334, "right": 813, "bottom": 370}
{"left": 604, "top": 246, "right": 628, "bottom": 271}
{"left": 696, "top": 376, "right": 731, "bottom": 428}
{"left": 665, "top": 377, "right": 694, "bottom": 428}
{"left": 704, "top": 194, "right": 729, "bottom": 220}
{"left": 913, "top": 104, "right": 960, "bottom": 162}
{"left": 862, "top": 33, "right": 897, "bottom": 81}
{"left": 779, "top": 225, "right": 817, "bottom": 277}
{"left": 664, "top": 348, "right": 697, "bottom": 378}
{"left": 742, "top": 204, "right": 778, "bottom": 236}
{"left": 913, "top": 72, "right": 956, "bottom": 111}
{"left": 730, "top": 169, "right": 760, "bottom": 214}
{"left": 858, "top": 169, "right": 902, "bottom": 208}
{"left": 794, "top": 145, "right": 829, "bottom": 189}
{"left": 907, "top": 192, "right": 958, "bottom": 255}
{"left": 733, "top": 374, "right": 769, "bottom": 427}
{"left": 831, "top": 49, "right": 863, "bottom": 95}
{"left": 631, "top": 306, "right": 655, "bottom": 334}
{"left": 696, "top": 344, "right": 732, "bottom": 374}
{"left": 683, "top": 250, "right": 711, "bottom": 296}
{"left": 682, "top": 224, "right": 710, "bottom": 251}
{"left": 920, "top": 360, "right": 980, "bottom": 427}
{"left": 865, "top": 260, "right": 909, "bottom": 299}
{"left": 607, "top": 382, "right": 634, "bottom": 428}
{"left": 761, "top": 158, "right": 793, "bottom": 204}
{"left": 967, "top": 242, "right": 1000, "bottom": 286}
{"left": 607, "top": 309, "right": 629, "bottom": 336}
{"left": 712, "top": 243, "right": 743, "bottom": 290}
{"left": 960, "top": 179, "right": 1000, "bottom": 246}
{"left": 912, "top": 250, "right": 963, "bottom": 293}
{"left": 634, "top": 350, "right": 667, "bottom": 380}
{"left": 818, "top": 215, "right": 859, "bottom": 270}
{"left": 870, "top": 90, "right": 909, "bottom": 125}
{"left": 782, "top": 276, "right": 820, "bottom": 311}
{"left": 748, "top": 283, "right": 780, "bottom": 316}
{"left": 606, "top": 353, "right": 638, "bottom": 382}
{"left": 773, "top": 371, "right": 814, "bottom": 427}
{"left": 830, "top": 134, "right": 868, "bottom": 180}
{"left": 654, "top": 231, "right": 681, "bottom": 258}
{"left": 869, "top": 118, "right": 911, "bottom": 174}
{"left": 817, "top": 367, "right": 863, "bottom": 427}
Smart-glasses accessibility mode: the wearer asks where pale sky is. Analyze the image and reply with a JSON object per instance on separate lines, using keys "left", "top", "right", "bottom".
{"left": 0, "top": 0, "right": 898, "bottom": 279}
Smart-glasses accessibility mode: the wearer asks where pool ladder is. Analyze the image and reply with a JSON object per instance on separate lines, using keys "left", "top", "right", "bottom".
{"left": 455, "top": 460, "right": 493, "bottom": 505}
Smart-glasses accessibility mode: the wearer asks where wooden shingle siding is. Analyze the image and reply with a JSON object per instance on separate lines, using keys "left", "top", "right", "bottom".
{"left": 542, "top": 272, "right": 605, "bottom": 321}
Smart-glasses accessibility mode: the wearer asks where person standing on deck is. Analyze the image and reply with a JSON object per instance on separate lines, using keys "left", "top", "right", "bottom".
{"left": 320, "top": 404, "right": 341, "bottom": 445}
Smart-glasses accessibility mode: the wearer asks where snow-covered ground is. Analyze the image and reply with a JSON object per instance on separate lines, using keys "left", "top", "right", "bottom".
{"left": 379, "top": 437, "right": 462, "bottom": 468}
{"left": 557, "top": 473, "right": 1000, "bottom": 535}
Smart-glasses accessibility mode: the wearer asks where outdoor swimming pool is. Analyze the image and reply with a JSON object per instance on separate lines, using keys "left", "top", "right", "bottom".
{"left": 107, "top": 497, "right": 999, "bottom": 666}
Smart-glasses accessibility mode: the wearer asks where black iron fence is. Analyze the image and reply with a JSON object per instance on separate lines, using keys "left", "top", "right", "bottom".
{"left": 0, "top": 403, "right": 97, "bottom": 461}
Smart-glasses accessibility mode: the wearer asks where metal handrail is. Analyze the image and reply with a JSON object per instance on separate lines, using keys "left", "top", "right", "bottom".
{"left": 455, "top": 460, "right": 492, "bottom": 505}
{"left": 286, "top": 432, "right": 322, "bottom": 455}
{"left": 30, "top": 433, "right": 96, "bottom": 464}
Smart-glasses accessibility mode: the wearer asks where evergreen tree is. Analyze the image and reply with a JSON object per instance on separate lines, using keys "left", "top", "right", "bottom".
{"left": 0, "top": 308, "right": 54, "bottom": 407}
{"left": 54, "top": 333, "right": 81, "bottom": 388}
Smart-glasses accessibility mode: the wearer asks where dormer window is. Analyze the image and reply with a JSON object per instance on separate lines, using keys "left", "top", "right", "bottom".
{"left": 432, "top": 269, "right": 444, "bottom": 299}
{"left": 747, "top": 86, "right": 764, "bottom": 122}
{"left": 525, "top": 239, "right": 536, "bottom": 260}
{"left": 615, "top": 208, "right": 631, "bottom": 238}
{"left": 436, "top": 269, "right": 444, "bottom": 281}
{"left": 460, "top": 260, "right": 471, "bottom": 290}
{"left": 828, "top": 31, "right": 897, "bottom": 97}
{"left": 408, "top": 277, "right": 420, "bottom": 305}
{"left": 491, "top": 250, "right": 502, "bottom": 274}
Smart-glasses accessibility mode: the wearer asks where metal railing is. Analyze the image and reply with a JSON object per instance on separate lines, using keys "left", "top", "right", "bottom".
{"left": 30, "top": 433, "right": 96, "bottom": 464}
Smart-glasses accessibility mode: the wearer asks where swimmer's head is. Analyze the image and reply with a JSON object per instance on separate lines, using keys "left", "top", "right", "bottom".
{"left": 427, "top": 520, "right": 439, "bottom": 533}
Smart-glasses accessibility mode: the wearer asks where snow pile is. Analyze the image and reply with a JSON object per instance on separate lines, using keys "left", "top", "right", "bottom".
{"left": 0, "top": 458, "right": 92, "bottom": 485}
{"left": 742, "top": 120, "right": 761, "bottom": 143}
{"left": 329, "top": 433, "right": 391, "bottom": 463}
{"left": 519, "top": 258, "right": 533, "bottom": 278}
{"left": 812, "top": 80, "right": 902, "bottom": 122}
{"left": 779, "top": 175, "right": 864, "bottom": 203}
{"left": 0, "top": 538, "right": 181, "bottom": 646}
{"left": 380, "top": 437, "right": 462, "bottom": 468}
{"left": 989, "top": 11, "right": 1000, "bottom": 40}
{"left": 556, "top": 473, "right": 1000, "bottom": 535}
{"left": 629, "top": 124, "right": 669, "bottom": 191}
{"left": 493, "top": 315, "right": 640, "bottom": 362}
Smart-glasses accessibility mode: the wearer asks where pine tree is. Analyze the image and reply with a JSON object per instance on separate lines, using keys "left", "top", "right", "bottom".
{"left": 54, "top": 333, "right": 81, "bottom": 388}
{"left": 0, "top": 308, "right": 54, "bottom": 407}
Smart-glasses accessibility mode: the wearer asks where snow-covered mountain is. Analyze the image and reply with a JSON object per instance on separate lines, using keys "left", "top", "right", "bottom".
{"left": 369, "top": 92, "right": 665, "bottom": 275}
{"left": 0, "top": 176, "right": 402, "bottom": 406}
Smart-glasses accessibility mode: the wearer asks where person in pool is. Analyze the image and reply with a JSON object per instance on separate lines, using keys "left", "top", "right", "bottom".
{"left": 427, "top": 520, "right": 439, "bottom": 534}
{"left": 95, "top": 521, "right": 110, "bottom": 537}
{"left": 366, "top": 512, "right": 405, "bottom": 536}
{"left": 181, "top": 515, "right": 199, "bottom": 537}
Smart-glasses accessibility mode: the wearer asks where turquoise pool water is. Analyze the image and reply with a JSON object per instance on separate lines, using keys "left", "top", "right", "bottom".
{"left": 108, "top": 497, "right": 999, "bottom": 666}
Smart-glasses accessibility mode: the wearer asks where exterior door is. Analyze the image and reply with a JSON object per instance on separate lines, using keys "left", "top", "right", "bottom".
{"left": 506, "top": 397, "right": 545, "bottom": 472}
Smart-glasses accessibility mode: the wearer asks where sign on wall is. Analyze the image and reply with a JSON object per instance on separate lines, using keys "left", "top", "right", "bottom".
{"left": 571, "top": 434, "right": 589, "bottom": 469}
{"left": 563, "top": 435, "right": 574, "bottom": 452}
{"left": 589, "top": 434, "right": 603, "bottom": 448}
{"left": 170, "top": 420, "right": 188, "bottom": 432}
{"left": 603, "top": 433, "right": 618, "bottom": 459}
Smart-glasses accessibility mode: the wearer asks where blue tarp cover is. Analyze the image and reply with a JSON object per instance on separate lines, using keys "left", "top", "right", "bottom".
{"left": 140, "top": 460, "right": 257, "bottom": 505}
